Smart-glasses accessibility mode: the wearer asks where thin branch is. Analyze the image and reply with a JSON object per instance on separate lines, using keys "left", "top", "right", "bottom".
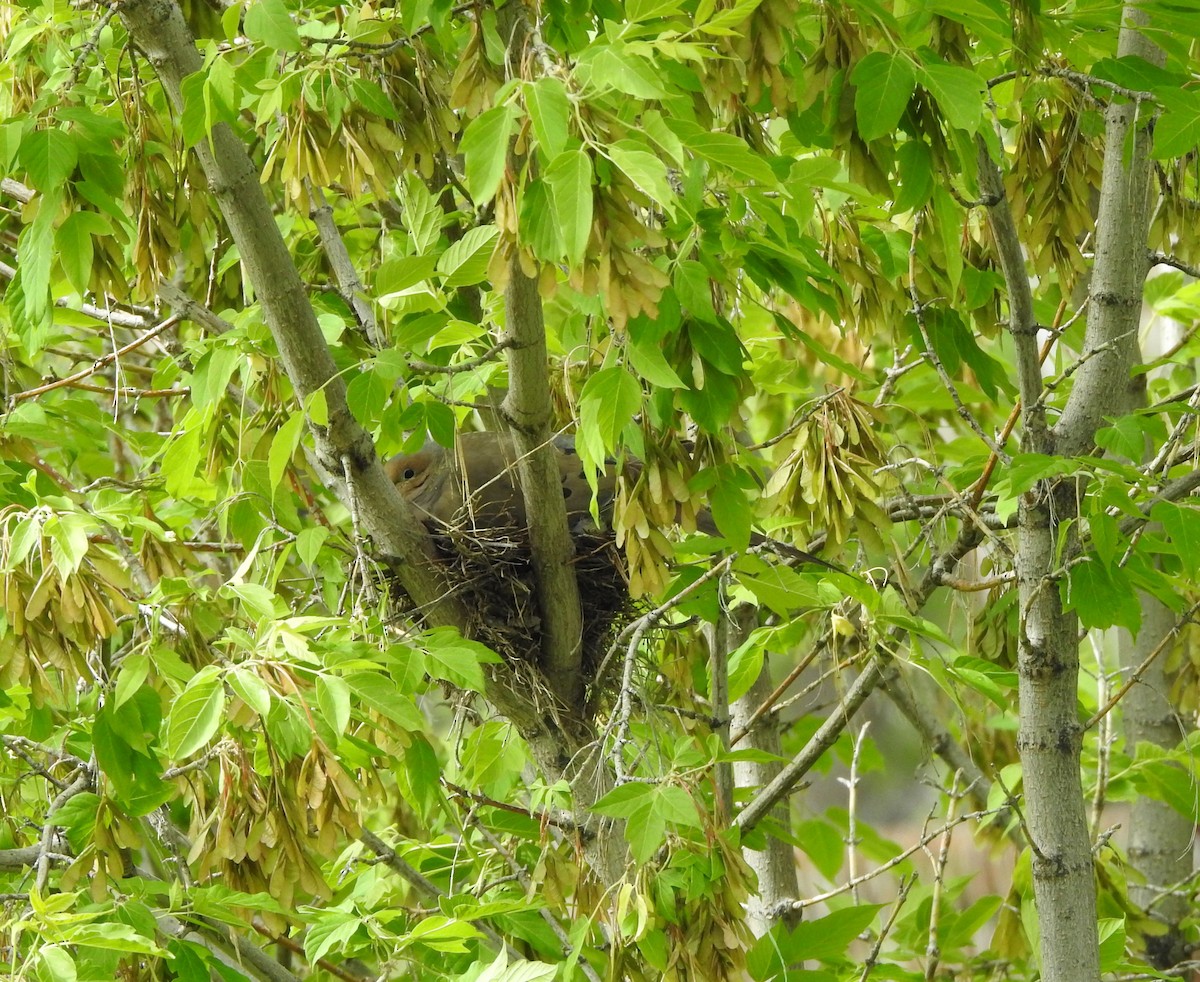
{"left": 359, "top": 828, "right": 518, "bottom": 958}
{"left": 0, "top": 261, "right": 155, "bottom": 329}
{"left": 306, "top": 181, "right": 384, "bottom": 348}
{"left": 10, "top": 316, "right": 182, "bottom": 403}
{"left": 976, "top": 137, "right": 1048, "bottom": 452}
{"left": 34, "top": 765, "right": 93, "bottom": 893}
{"left": 858, "top": 875, "right": 916, "bottom": 982}
{"left": 441, "top": 780, "right": 582, "bottom": 835}
{"left": 908, "top": 214, "right": 1009, "bottom": 460}
{"left": 747, "top": 388, "right": 845, "bottom": 452}
{"left": 789, "top": 807, "right": 1001, "bottom": 910}
{"left": 1086, "top": 600, "right": 1200, "bottom": 729}
{"left": 1148, "top": 251, "right": 1200, "bottom": 279}
{"left": 408, "top": 337, "right": 518, "bottom": 375}
{"left": 734, "top": 653, "right": 886, "bottom": 833}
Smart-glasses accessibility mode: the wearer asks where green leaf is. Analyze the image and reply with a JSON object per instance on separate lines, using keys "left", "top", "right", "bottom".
{"left": 626, "top": 336, "right": 685, "bottom": 388}
{"left": 113, "top": 654, "right": 151, "bottom": 711}
{"left": 46, "top": 512, "right": 91, "bottom": 576}
{"left": 296, "top": 526, "right": 330, "bottom": 567}
{"left": 932, "top": 185, "right": 962, "bottom": 293}
{"left": 545, "top": 149, "right": 593, "bottom": 267}
{"left": 35, "top": 945, "right": 76, "bottom": 982}
{"left": 851, "top": 52, "right": 916, "bottom": 142}
{"left": 399, "top": 173, "right": 443, "bottom": 253}
{"left": 316, "top": 674, "right": 351, "bottom": 736}
{"left": 18, "top": 186, "right": 59, "bottom": 323}
{"left": 162, "top": 424, "right": 210, "bottom": 499}
{"left": 461, "top": 104, "right": 517, "bottom": 205}
{"left": 895, "top": 139, "right": 935, "bottom": 211}
{"left": 268, "top": 410, "right": 306, "bottom": 498}
{"left": 777, "top": 905, "right": 883, "bottom": 963}
{"left": 578, "top": 367, "right": 642, "bottom": 458}
{"left": 918, "top": 62, "right": 984, "bottom": 134}
{"left": 19, "top": 128, "right": 77, "bottom": 189}
{"left": 726, "top": 631, "right": 765, "bottom": 703}
{"left": 378, "top": 254, "right": 439, "bottom": 295}
{"left": 345, "top": 672, "right": 425, "bottom": 730}
{"left": 227, "top": 667, "right": 271, "bottom": 717}
{"left": 609, "top": 140, "right": 676, "bottom": 216}
{"left": 164, "top": 665, "right": 225, "bottom": 760}
{"left": 525, "top": 77, "right": 571, "bottom": 158}
{"left": 520, "top": 179, "right": 564, "bottom": 260}
{"left": 1153, "top": 90, "right": 1200, "bottom": 159}
{"left": 244, "top": 0, "right": 301, "bottom": 52}
{"left": 592, "top": 46, "right": 669, "bottom": 99}
{"left": 424, "top": 639, "right": 487, "bottom": 692}
{"left": 796, "top": 819, "right": 845, "bottom": 880}
{"left": 592, "top": 782, "right": 700, "bottom": 862}
{"left": 1062, "top": 558, "right": 1140, "bottom": 634}
{"left": 222, "top": 582, "right": 280, "bottom": 619}
{"left": 1152, "top": 501, "right": 1200, "bottom": 578}
{"left": 671, "top": 121, "right": 777, "bottom": 185}
{"left": 304, "top": 910, "right": 361, "bottom": 965}
{"left": 708, "top": 471, "right": 752, "bottom": 549}
{"left": 437, "top": 224, "right": 499, "bottom": 288}
{"left": 55, "top": 212, "right": 107, "bottom": 295}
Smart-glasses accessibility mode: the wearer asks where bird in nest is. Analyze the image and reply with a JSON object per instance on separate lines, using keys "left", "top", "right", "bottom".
{"left": 384, "top": 430, "right": 837, "bottom": 571}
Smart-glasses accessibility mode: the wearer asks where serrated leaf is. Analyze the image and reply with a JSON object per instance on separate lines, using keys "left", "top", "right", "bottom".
{"left": 268, "top": 410, "right": 306, "bottom": 499}
{"left": 1153, "top": 90, "right": 1200, "bottom": 159}
{"left": 851, "top": 52, "right": 916, "bottom": 142}
{"left": 918, "top": 62, "right": 984, "bottom": 134}
{"left": 164, "top": 666, "right": 225, "bottom": 760}
{"left": 1152, "top": 501, "right": 1200, "bottom": 578}
{"left": 437, "top": 224, "right": 499, "bottom": 288}
{"left": 609, "top": 141, "right": 675, "bottom": 216}
{"left": 592, "top": 47, "right": 669, "bottom": 99}
{"left": 669, "top": 120, "right": 776, "bottom": 185}
{"left": 424, "top": 640, "right": 486, "bottom": 692}
{"left": 244, "top": 0, "right": 301, "bottom": 52}
{"left": 345, "top": 672, "right": 425, "bottom": 730}
{"left": 461, "top": 105, "right": 517, "bottom": 204}
{"left": 545, "top": 149, "right": 593, "bottom": 267}
{"left": 579, "top": 367, "right": 642, "bottom": 457}
{"left": 626, "top": 336, "right": 684, "bottom": 388}
{"left": 378, "top": 254, "right": 439, "bottom": 295}
{"left": 228, "top": 667, "right": 271, "bottom": 716}
{"left": 19, "top": 128, "right": 77, "bottom": 189}
{"left": 525, "top": 77, "right": 570, "bottom": 159}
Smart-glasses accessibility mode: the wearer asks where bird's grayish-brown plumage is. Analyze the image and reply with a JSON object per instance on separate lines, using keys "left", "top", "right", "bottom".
{"left": 384, "top": 431, "right": 617, "bottom": 531}
{"left": 384, "top": 430, "right": 840, "bottom": 571}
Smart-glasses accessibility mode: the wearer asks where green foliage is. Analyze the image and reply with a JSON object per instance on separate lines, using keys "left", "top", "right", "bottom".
{"left": 2, "top": 0, "right": 1200, "bottom": 979}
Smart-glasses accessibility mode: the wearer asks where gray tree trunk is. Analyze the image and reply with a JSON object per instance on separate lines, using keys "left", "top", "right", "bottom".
{"left": 1120, "top": 599, "right": 1193, "bottom": 968}
{"left": 731, "top": 657, "right": 801, "bottom": 937}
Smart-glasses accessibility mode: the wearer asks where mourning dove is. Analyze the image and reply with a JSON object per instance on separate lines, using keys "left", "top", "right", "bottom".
{"left": 385, "top": 431, "right": 838, "bottom": 570}
{"left": 384, "top": 431, "right": 614, "bottom": 531}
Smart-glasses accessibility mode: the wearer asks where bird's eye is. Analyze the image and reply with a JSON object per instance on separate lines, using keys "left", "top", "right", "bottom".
{"left": 402, "top": 468, "right": 416, "bottom": 480}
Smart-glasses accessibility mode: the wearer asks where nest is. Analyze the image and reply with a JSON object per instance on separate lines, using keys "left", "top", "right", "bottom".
{"left": 389, "top": 522, "right": 637, "bottom": 687}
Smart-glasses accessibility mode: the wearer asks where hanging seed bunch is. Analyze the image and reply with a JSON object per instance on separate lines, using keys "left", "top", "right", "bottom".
{"left": 764, "top": 391, "right": 890, "bottom": 550}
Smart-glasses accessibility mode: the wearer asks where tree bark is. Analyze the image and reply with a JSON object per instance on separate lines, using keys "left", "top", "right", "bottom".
{"left": 731, "top": 656, "right": 801, "bottom": 937}
{"left": 114, "top": 0, "right": 623, "bottom": 887}
{"left": 115, "top": 0, "right": 463, "bottom": 629}
{"left": 1119, "top": 599, "right": 1193, "bottom": 969}
{"left": 500, "top": 264, "right": 585, "bottom": 710}
{"left": 993, "top": 7, "right": 1162, "bottom": 981}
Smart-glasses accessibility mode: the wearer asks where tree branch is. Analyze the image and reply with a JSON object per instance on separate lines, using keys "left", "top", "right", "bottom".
{"left": 115, "top": 0, "right": 465, "bottom": 629}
